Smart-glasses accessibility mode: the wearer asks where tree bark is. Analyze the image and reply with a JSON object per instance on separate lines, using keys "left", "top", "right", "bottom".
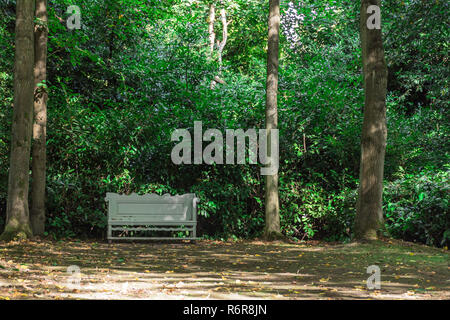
{"left": 210, "top": 6, "right": 227, "bottom": 89}
{"left": 217, "top": 8, "right": 228, "bottom": 73}
{"left": 31, "top": 0, "right": 48, "bottom": 236}
{"left": 208, "top": 3, "right": 215, "bottom": 58}
{"left": 0, "top": 0, "right": 35, "bottom": 241}
{"left": 354, "top": 0, "right": 388, "bottom": 240}
{"left": 263, "top": 0, "right": 281, "bottom": 240}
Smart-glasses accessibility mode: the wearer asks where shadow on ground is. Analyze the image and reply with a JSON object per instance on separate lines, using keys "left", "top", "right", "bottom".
{"left": 0, "top": 238, "right": 448, "bottom": 299}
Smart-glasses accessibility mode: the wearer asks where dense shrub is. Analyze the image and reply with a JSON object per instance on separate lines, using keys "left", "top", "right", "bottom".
{"left": 384, "top": 167, "right": 450, "bottom": 247}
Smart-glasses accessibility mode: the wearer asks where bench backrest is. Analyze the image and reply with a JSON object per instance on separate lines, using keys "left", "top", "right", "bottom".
{"left": 105, "top": 193, "right": 197, "bottom": 223}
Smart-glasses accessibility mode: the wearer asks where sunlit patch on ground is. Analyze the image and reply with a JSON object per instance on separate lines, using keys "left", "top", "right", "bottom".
{"left": 0, "top": 239, "right": 448, "bottom": 300}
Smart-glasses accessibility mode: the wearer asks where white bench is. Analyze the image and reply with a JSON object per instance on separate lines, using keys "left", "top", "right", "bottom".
{"left": 105, "top": 193, "right": 199, "bottom": 242}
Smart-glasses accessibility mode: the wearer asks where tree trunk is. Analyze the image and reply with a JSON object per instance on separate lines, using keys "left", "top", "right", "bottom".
{"left": 263, "top": 0, "right": 281, "bottom": 240}
{"left": 208, "top": 3, "right": 215, "bottom": 58}
{"left": 0, "top": 0, "right": 35, "bottom": 241}
{"left": 217, "top": 8, "right": 228, "bottom": 73}
{"left": 31, "top": 0, "right": 48, "bottom": 236}
{"left": 354, "top": 0, "right": 388, "bottom": 241}
{"left": 210, "top": 6, "right": 227, "bottom": 89}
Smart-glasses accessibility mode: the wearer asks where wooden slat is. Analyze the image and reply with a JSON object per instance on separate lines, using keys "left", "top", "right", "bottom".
{"left": 116, "top": 203, "right": 185, "bottom": 215}
{"left": 111, "top": 227, "right": 193, "bottom": 231}
{"left": 109, "top": 221, "right": 196, "bottom": 225}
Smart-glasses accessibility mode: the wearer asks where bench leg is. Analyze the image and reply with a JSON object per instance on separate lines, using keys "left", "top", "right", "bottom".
{"left": 107, "top": 224, "right": 112, "bottom": 244}
{"left": 192, "top": 225, "right": 197, "bottom": 243}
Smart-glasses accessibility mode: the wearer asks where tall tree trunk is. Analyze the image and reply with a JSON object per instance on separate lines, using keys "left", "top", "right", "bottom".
{"left": 31, "top": 0, "right": 48, "bottom": 236}
{"left": 208, "top": 3, "right": 215, "bottom": 58}
{"left": 263, "top": 0, "right": 281, "bottom": 240}
{"left": 217, "top": 8, "right": 228, "bottom": 73}
{"left": 210, "top": 6, "right": 227, "bottom": 89}
{"left": 354, "top": 0, "right": 388, "bottom": 240}
{"left": 0, "top": 0, "right": 35, "bottom": 241}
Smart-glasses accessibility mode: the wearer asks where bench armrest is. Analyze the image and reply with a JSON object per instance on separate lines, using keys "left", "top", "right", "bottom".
{"left": 193, "top": 197, "right": 200, "bottom": 222}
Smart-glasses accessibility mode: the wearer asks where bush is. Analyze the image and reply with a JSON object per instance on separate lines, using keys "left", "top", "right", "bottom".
{"left": 384, "top": 166, "right": 450, "bottom": 247}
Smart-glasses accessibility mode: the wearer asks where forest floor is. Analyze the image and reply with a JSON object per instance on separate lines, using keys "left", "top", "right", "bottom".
{"left": 0, "top": 238, "right": 448, "bottom": 300}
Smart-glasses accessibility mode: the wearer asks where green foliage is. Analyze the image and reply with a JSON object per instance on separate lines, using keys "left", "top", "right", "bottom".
{"left": 384, "top": 167, "right": 450, "bottom": 247}
{"left": 0, "top": 0, "right": 447, "bottom": 246}
{"left": 384, "top": 0, "right": 449, "bottom": 112}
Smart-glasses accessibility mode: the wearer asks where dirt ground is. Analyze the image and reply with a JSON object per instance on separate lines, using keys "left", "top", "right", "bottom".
{"left": 0, "top": 238, "right": 448, "bottom": 300}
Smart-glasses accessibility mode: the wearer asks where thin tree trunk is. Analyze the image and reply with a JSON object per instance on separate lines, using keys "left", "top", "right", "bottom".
{"left": 208, "top": 3, "right": 216, "bottom": 89}
{"left": 354, "top": 0, "right": 388, "bottom": 240}
{"left": 210, "top": 6, "right": 227, "bottom": 89}
{"left": 217, "top": 8, "right": 228, "bottom": 74}
{"left": 1, "top": 0, "right": 35, "bottom": 241}
{"left": 31, "top": 0, "right": 48, "bottom": 236}
{"left": 263, "top": 0, "right": 281, "bottom": 240}
{"left": 208, "top": 3, "right": 215, "bottom": 58}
